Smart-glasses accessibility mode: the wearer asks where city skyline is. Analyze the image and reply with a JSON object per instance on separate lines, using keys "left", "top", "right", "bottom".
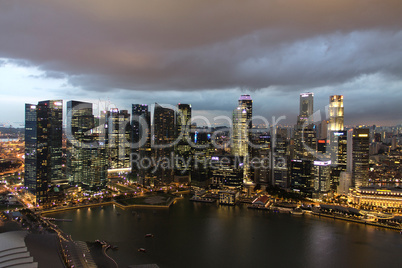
{"left": 1, "top": 1, "right": 402, "bottom": 126}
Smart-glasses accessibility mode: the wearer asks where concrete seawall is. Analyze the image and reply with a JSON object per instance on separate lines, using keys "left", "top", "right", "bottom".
{"left": 312, "top": 212, "right": 402, "bottom": 231}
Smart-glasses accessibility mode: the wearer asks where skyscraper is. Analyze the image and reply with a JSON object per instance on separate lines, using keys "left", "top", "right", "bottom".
{"left": 232, "top": 94, "right": 252, "bottom": 183}
{"left": 294, "top": 93, "right": 316, "bottom": 159}
{"left": 66, "top": 101, "right": 108, "bottom": 188}
{"left": 131, "top": 104, "right": 151, "bottom": 185}
{"left": 153, "top": 103, "right": 175, "bottom": 185}
{"left": 107, "top": 108, "right": 131, "bottom": 169}
{"left": 176, "top": 104, "right": 191, "bottom": 141}
{"left": 313, "top": 160, "right": 332, "bottom": 195}
{"left": 290, "top": 159, "right": 314, "bottom": 196}
{"left": 131, "top": 104, "right": 150, "bottom": 148}
{"left": 329, "top": 131, "right": 347, "bottom": 192}
{"left": 24, "top": 104, "right": 37, "bottom": 194}
{"left": 298, "top": 92, "right": 314, "bottom": 125}
{"left": 175, "top": 104, "right": 192, "bottom": 180}
{"left": 24, "top": 100, "right": 63, "bottom": 204}
{"left": 352, "top": 128, "right": 370, "bottom": 188}
{"left": 328, "top": 95, "right": 344, "bottom": 132}
{"left": 232, "top": 95, "right": 252, "bottom": 156}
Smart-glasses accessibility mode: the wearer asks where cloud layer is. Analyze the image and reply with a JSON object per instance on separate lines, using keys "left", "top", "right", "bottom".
{"left": 0, "top": 0, "right": 401, "bottom": 125}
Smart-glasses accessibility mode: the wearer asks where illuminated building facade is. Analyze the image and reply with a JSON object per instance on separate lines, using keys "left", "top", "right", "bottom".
{"left": 190, "top": 131, "right": 213, "bottom": 188}
{"left": 153, "top": 103, "right": 175, "bottom": 185}
{"left": 24, "top": 100, "right": 63, "bottom": 204}
{"left": 250, "top": 134, "right": 270, "bottom": 185}
{"left": 329, "top": 131, "right": 347, "bottom": 192}
{"left": 232, "top": 95, "right": 252, "bottom": 183}
{"left": 210, "top": 155, "right": 244, "bottom": 189}
{"left": 352, "top": 128, "right": 370, "bottom": 188}
{"left": 175, "top": 104, "right": 192, "bottom": 179}
{"left": 272, "top": 128, "right": 290, "bottom": 188}
{"left": 314, "top": 160, "right": 332, "bottom": 195}
{"left": 232, "top": 95, "right": 252, "bottom": 157}
{"left": 24, "top": 104, "right": 37, "bottom": 194}
{"left": 107, "top": 108, "right": 131, "bottom": 169}
{"left": 131, "top": 104, "right": 151, "bottom": 185}
{"left": 349, "top": 187, "right": 402, "bottom": 209}
{"left": 290, "top": 159, "right": 314, "bottom": 196}
{"left": 294, "top": 93, "right": 316, "bottom": 160}
{"left": 219, "top": 190, "right": 239, "bottom": 205}
{"left": 328, "top": 95, "right": 344, "bottom": 132}
{"left": 298, "top": 92, "right": 314, "bottom": 125}
{"left": 66, "top": 101, "right": 107, "bottom": 188}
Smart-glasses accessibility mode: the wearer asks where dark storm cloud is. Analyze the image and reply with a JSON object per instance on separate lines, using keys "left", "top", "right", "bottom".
{"left": 1, "top": 0, "right": 402, "bottom": 93}
{"left": 0, "top": 0, "right": 402, "bottom": 126}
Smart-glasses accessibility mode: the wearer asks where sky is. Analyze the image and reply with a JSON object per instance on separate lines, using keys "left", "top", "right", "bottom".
{"left": 0, "top": 0, "right": 402, "bottom": 127}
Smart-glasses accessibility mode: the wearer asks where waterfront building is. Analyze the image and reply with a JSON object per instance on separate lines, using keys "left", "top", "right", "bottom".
{"left": 190, "top": 130, "right": 213, "bottom": 189}
{"left": 66, "top": 101, "right": 108, "bottom": 188}
{"left": 219, "top": 190, "right": 239, "bottom": 205}
{"left": 313, "top": 160, "right": 332, "bottom": 197}
{"left": 24, "top": 100, "right": 63, "bottom": 204}
{"left": 24, "top": 104, "right": 37, "bottom": 194}
{"left": 349, "top": 187, "right": 402, "bottom": 209}
{"left": 252, "top": 195, "right": 270, "bottom": 207}
{"left": 290, "top": 159, "right": 314, "bottom": 196}
{"left": 210, "top": 155, "right": 244, "bottom": 189}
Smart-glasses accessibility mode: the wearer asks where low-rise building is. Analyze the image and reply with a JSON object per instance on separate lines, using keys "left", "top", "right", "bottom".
{"left": 219, "top": 190, "right": 239, "bottom": 205}
{"left": 349, "top": 187, "right": 402, "bottom": 209}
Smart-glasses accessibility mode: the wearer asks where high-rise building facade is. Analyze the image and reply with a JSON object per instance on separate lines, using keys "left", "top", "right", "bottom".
{"left": 232, "top": 95, "right": 252, "bottom": 156}
{"left": 175, "top": 104, "right": 192, "bottom": 180}
{"left": 131, "top": 104, "right": 151, "bottom": 185}
{"left": 232, "top": 95, "right": 252, "bottom": 183}
{"left": 24, "top": 104, "right": 38, "bottom": 194}
{"left": 131, "top": 104, "right": 150, "bottom": 148}
{"left": 66, "top": 101, "right": 108, "bottom": 188}
{"left": 313, "top": 160, "right": 332, "bottom": 195}
{"left": 107, "top": 108, "right": 131, "bottom": 169}
{"left": 329, "top": 131, "right": 347, "bottom": 192}
{"left": 294, "top": 93, "right": 316, "bottom": 160}
{"left": 352, "top": 128, "right": 370, "bottom": 188}
{"left": 328, "top": 95, "right": 344, "bottom": 132}
{"left": 153, "top": 103, "right": 175, "bottom": 185}
{"left": 24, "top": 100, "right": 63, "bottom": 204}
{"left": 290, "top": 159, "right": 314, "bottom": 196}
{"left": 298, "top": 92, "right": 314, "bottom": 125}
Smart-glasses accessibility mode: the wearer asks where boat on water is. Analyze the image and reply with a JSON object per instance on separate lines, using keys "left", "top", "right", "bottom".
{"left": 290, "top": 208, "right": 304, "bottom": 215}
{"left": 138, "top": 248, "right": 146, "bottom": 253}
{"left": 145, "top": 233, "right": 154, "bottom": 238}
